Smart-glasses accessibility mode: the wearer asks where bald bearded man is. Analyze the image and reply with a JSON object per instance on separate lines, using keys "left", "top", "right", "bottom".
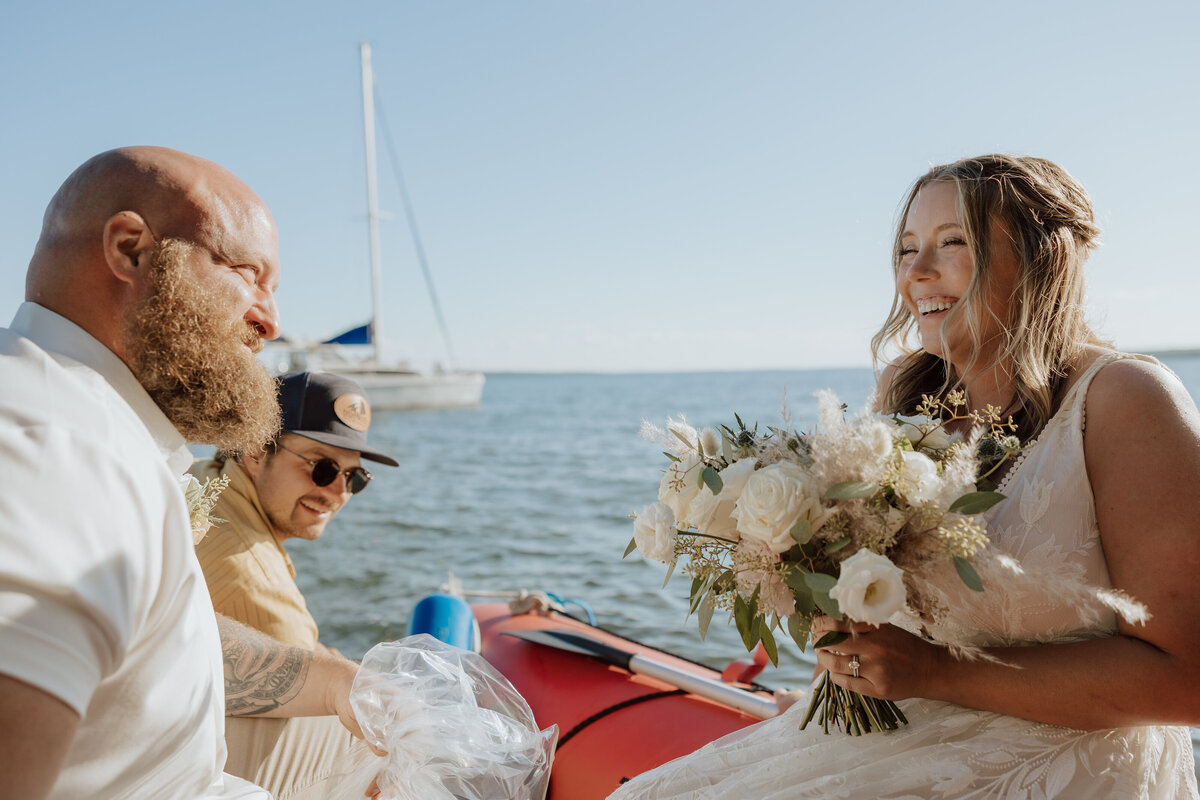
{"left": 0, "top": 148, "right": 368, "bottom": 800}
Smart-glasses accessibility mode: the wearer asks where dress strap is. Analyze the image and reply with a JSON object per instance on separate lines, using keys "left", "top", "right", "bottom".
{"left": 996, "top": 352, "right": 1159, "bottom": 494}
{"left": 1059, "top": 351, "right": 1163, "bottom": 429}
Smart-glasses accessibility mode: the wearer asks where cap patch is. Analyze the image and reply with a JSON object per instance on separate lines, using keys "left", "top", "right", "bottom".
{"left": 333, "top": 393, "right": 371, "bottom": 432}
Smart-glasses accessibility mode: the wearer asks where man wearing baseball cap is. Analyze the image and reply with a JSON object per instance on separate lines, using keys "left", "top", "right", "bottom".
{"left": 189, "top": 371, "right": 398, "bottom": 797}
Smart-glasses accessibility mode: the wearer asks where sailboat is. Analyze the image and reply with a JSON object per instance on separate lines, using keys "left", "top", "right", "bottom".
{"left": 262, "top": 44, "right": 485, "bottom": 410}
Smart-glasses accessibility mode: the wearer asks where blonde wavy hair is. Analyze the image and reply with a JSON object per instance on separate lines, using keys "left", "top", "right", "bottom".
{"left": 870, "top": 154, "right": 1105, "bottom": 439}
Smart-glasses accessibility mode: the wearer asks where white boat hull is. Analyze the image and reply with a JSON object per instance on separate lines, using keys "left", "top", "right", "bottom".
{"left": 344, "top": 369, "right": 485, "bottom": 410}
{"left": 260, "top": 347, "right": 484, "bottom": 410}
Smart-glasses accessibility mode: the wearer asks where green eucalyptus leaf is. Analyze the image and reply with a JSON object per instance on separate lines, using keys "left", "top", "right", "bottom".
{"left": 671, "top": 428, "right": 695, "bottom": 450}
{"left": 702, "top": 466, "right": 724, "bottom": 495}
{"left": 623, "top": 536, "right": 638, "bottom": 558}
{"left": 803, "top": 572, "right": 838, "bottom": 594}
{"left": 812, "top": 590, "right": 843, "bottom": 619}
{"left": 813, "top": 630, "right": 848, "bottom": 649}
{"left": 823, "top": 536, "right": 852, "bottom": 554}
{"left": 783, "top": 570, "right": 817, "bottom": 615}
{"left": 733, "top": 591, "right": 751, "bottom": 632}
{"left": 792, "top": 582, "right": 816, "bottom": 616}
{"left": 759, "top": 623, "right": 779, "bottom": 666}
{"left": 714, "top": 570, "right": 736, "bottom": 594}
{"left": 783, "top": 568, "right": 809, "bottom": 591}
{"left": 688, "top": 575, "right": 708, "bottom": 615}
{"left": 662, "top": 559, "right": 676, "bottom": 588}
{"left": 787, "top": 614, "right": 812, "bottom": 651}
{"left": 741, "top": 613, "right": 761, "bottom": 652}
{"left": 948, "top": 491, "right": 1006, "bottom": 515}
{"left": 697, "top": 592, "right": 715, "bottom": 639}
{"left": 663, "top": 451, "right": 681, "bottom": 463}
{"left": 823, "top": 481, "right": 878, "bottom": 500}
{"left": 790, "top": 518, "right": 813, "bottom": 545}
{"left": 954, "top": 556, "right": 985, "bottom": 592}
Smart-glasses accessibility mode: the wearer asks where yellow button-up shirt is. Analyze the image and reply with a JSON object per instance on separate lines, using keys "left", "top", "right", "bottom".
{"left": 190, "top": 458, "right": 319, "bottom": 650}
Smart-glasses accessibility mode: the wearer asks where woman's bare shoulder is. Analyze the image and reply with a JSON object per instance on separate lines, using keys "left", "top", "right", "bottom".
{"left": 1087, "top": 351, "right": 1194, "bottom": 423}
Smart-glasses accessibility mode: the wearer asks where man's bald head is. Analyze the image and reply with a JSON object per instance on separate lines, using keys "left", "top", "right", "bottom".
{"left": 27, "top": 147, "right": 275, "bottom": 303}
{"left": 25, "top": 146, "right": 279, "bottom": 355}
{"left": 21, "top": 146, "right": 284, "bottom": 451}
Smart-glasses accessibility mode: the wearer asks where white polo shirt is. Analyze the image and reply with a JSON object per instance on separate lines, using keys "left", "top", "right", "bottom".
{"left": 0, "top": 302, "right": 268, "bottom": 799}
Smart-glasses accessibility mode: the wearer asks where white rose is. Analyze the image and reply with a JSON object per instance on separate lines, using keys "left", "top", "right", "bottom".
{"left": 733, "top": 462, "right": 828, "bottom": 554}
{"left": 687, "top": 458, "right": 757, "bottom": 540}
{"left": 828, "top": 549, "right": 907, "bottom": 624}
{"left": 633, "top": 502, "right": 678, "bottom": 564}
{"left": 894, "top": 449, "right": 941, "bottom": 505}
{"left": 658, "top": 453, "right": 703, "bottom": 524}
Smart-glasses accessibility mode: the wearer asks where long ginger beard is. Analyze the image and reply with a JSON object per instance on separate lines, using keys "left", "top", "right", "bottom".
{"left": 122, "top": 238, "right": 280, "bottom": 454}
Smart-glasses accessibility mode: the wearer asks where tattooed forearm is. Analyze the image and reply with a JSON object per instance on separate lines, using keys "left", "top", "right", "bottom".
{"left": 218, "top": 615, "right": 311, "bottom": 716}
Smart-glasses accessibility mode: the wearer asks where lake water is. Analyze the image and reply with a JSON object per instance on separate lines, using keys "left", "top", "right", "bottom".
{"left": 284, "top": 359, "right": 1200, "bottom": 773}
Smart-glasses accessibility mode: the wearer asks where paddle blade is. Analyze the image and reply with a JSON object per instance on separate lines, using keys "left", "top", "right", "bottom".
{"left": 502, "top": 628, "right": 634, "bottom": 671}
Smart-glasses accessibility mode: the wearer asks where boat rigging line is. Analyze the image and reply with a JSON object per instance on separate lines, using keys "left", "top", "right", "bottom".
{"left": 372, "top": 86, "right": 461, "bottom": 369}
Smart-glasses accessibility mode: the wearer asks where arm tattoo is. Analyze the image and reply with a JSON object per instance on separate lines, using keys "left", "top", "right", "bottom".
{"left": 218, "top": 615, "right": 311, "bottom": 716}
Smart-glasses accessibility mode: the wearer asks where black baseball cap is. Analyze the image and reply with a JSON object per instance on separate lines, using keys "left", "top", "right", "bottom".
{"left": 277, "top": 372, "right": 399, "bottom": 467}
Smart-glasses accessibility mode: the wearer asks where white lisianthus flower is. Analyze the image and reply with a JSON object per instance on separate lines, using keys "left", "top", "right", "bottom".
{"left": 894, "top": 417, "right": 958, "bottom": 451}
{"left": 894, "top": 449, "right": 941, "bottom": 505}
{"left": 633, "top": 502, "right": 678, "bottom": 564}
{"left": 733, "top": 462, "right": 829, "bottom": 554}
{"left": 658, "top": 453, "right": 703, "bottom": 524}
{"left": 829, "top": 549, "right": 907, "bottom": 624}
{"left": 687, "top": 458, "right": 757, "bottom": 540}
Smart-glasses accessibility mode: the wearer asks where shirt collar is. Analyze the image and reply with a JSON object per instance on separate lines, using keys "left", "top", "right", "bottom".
{"left": 10, "top": 302, "right": 193, "bottom": 474}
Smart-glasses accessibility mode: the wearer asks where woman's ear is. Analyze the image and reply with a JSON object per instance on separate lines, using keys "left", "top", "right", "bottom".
{"left": 101, "top": 211, "right": 156, "bottom": 285}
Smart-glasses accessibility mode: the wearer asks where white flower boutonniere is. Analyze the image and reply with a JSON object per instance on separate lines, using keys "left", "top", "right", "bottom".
{"left": 180, "top": 473, "right": 230, "bottom": 544}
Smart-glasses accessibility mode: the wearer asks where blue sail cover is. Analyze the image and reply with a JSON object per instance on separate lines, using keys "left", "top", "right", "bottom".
{"left": 323, "top": 322, "right": 373, "bottom": 345}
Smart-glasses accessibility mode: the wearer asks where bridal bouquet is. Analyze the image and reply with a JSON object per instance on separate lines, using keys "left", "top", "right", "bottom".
{"left": 627, "top": 390, "right": 1020, "bottom": 735}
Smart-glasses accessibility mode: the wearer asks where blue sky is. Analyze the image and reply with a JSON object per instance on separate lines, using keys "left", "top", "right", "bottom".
{"left": 2, "top": 1, "right": 1197, "bottom": 372}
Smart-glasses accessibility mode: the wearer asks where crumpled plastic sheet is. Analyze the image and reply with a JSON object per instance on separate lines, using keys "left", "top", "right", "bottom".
{"left": 314, "top": 634, "right": 557, "bottom": 800}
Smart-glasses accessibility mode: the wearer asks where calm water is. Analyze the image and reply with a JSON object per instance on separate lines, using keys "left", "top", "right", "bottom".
{"left": 285, "top": 360, "right": 1200, "bottom": 770}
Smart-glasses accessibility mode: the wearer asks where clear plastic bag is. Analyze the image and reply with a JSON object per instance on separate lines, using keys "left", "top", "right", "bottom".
{"left": 316, "top": 634, "right": 557, "bottom": 800}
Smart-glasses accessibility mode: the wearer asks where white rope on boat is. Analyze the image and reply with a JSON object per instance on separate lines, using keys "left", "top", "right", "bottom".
{"left": 438, "top": 574, "right": 566, "bottom": 616}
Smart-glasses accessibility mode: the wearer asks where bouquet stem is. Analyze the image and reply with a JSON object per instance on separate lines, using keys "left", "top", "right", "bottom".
{"left": 799, "top": 671, "right": 908, "bottom": 735}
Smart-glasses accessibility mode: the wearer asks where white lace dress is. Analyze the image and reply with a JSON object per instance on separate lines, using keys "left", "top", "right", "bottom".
{"left": 610, "top": 354, "right": 1199, "bottom": 799}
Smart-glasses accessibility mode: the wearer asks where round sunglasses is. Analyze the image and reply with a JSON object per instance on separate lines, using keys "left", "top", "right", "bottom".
{"left": 277, "top": 444, "right": 373, "bottom": 494}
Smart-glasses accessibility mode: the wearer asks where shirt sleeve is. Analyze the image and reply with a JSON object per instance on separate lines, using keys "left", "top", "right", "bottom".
{"left": 0, "top": 423, "right": 157, "bottom": 714}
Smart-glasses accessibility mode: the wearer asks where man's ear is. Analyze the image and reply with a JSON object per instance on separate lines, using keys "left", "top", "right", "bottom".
{"left": 102, "top": 211, "right": 156, "bottom": 285}
{"left": 238, "top": 447, "right": 268, "bottom": 481}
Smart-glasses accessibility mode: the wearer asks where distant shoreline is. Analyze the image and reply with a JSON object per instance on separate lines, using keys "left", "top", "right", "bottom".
{"left": 1149, "top": 348, "right": 1200, "bottom": 359}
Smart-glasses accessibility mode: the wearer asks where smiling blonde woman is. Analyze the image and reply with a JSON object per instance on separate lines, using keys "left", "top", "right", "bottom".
{"left": 610, "top": 155, "right": 1200, "bottom": 799}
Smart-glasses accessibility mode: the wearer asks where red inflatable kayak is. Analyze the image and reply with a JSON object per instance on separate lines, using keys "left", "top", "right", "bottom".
{"left": 473, "top": 601, "right": 777, "bottom": 799}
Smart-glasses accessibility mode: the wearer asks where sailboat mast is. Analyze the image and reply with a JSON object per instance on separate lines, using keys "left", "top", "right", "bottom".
{"left": 360, "top": 42, "right": 384, "bottom": 362}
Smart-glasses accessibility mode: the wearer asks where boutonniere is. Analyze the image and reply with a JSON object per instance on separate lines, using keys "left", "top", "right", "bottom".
{"left": 180, "top": 473, "right": 230, "bottom": 544}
